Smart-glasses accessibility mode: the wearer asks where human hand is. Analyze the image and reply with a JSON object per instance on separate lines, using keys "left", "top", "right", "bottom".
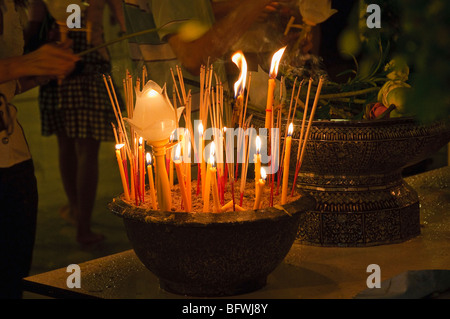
{"left": 258, "top": 0, "right": 297, "bottom": 22}
{"left": 19, "top": 40, "right": 80, "bottom": 79}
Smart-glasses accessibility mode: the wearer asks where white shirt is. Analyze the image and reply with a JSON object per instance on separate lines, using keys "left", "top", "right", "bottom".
{"left": 0, "top": 0, "right": 32, "bottom": 168}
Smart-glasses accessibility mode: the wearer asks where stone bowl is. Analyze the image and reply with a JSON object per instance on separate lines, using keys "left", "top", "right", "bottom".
{"left": 251, "top": 114, "right": 450, "bottom": 246}
{"left": 108, "top": 195, "right": 316, "bottom": 297}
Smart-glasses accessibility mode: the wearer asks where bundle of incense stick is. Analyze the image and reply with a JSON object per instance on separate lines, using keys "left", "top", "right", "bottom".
{"left": 105, "top": 49, "right": 323, "bottom": 213}
{"left": 105, "top": 69, "right": 157, "bottom": 207}
{"left": 104, "top": 73, "right": 136, "bottom": 205}
{"left": 277, "top": 78, "right": 301, "bottom": 194}
{"left": 277, "top": 78, "right": 302, "bottom": 194}
{"left": 171, "top": 65, "right": 195, "bottom": 210}
{"left": 234, "top": 72, "right": 252, "bottom": 183}
{"left": 290, "top": 76, "right": 325, "bottom": 196}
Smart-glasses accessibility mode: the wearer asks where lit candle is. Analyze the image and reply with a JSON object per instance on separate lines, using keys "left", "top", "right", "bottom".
{"left": 138, "top": 137, "right": 145, "bottom": 203}
{"left": 169, "top": 133, "right": 174, "bottom": 188}
{"left": 218, "top": 129, "right": 225, "bottom": 205}
{"left": 265, "top": 47, "right": 286, "bottom": 130}
{"left": 211, "top": 162, "right": 220, "bottom": 213}
{"left": 203, "top": 142, "right": 215, "bottom": 212}
{"left": 254, "top": 168, "right": 266, "bottom": 210}
{"left": 146, "top": 152, "right": 158, "bottom": 210}
{"left": 115, "top": 144, "right": 130, "bottom": 201}
{"left": 203, "top": 153, "right": 213, "bottom": 213}
{"left": 186, "top": 142, "right": 192, "bottom": 210}
{"left": 199, "top": 123, "right": 206, "bottom": 198}
{"left": 129, "top": 161, "right": 136, "bottom": 201}
{"left": 179, "top": 132, "right": 185, "bottom": 175}
{"left": 222, "top": 127, "right": 228, "bottom": 193}
{"left": 174, "top": 144, "right": 190, "bottom": 211}
{"left": 232, "top": 51, "right": 247, "bottom": 128}
{"left": 254, "top": 135, "right": 261, "bottom": 192}
{"left": 281, "top": 123, "right": 293, "bottom": 204}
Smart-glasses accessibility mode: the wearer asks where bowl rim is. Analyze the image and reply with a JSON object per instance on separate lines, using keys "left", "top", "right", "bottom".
{"left": 108, "top": 195, "right": 315, "bottom": 226}
{"left": 251, "top": 111, "right": 450, "bottom": 129}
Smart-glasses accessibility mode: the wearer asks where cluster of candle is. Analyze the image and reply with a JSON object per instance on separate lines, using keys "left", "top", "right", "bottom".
{"left": 106, "top": 46, "right": 324, "bottom": 213}
{"left": 112, "top": 134, "right": 158, "bottom": 209}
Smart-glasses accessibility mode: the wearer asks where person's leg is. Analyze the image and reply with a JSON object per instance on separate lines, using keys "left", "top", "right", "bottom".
{"left": 74, "top": 138, "right": 104, "bottom": 245}
{"left": 0, "top": 160, "right": 38, "bottom": 299}
{"left": 57, "top": 132, "right": 78, "bottom": 225}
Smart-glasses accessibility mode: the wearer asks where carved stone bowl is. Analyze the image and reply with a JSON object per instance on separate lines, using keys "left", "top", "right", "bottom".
{"left": 108, "top": 195, "right": 315, "bottom": 297}
{"left": 293, "top": 117, "right": 450, "bottom": 246}
{"left": 251, "top": 114, "right": 450, "bottom": 246}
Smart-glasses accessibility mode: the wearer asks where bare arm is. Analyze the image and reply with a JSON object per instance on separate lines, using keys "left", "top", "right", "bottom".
{"left": 0, "top": 42, "right": 79, "bottom": 86}
{"left": 167, "top": 0, "right": 277, "bottom": 75}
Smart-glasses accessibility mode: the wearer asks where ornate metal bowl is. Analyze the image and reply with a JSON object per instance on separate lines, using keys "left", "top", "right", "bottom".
{"left": 108, "top": 195, "right": 315, "bottom": 297}
{"left": 251, "top": 114, "right": 450, "bottom": 246}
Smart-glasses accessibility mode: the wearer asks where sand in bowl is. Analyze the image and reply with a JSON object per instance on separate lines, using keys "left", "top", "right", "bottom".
{"left": 120, "top": 178, "right": 301, "bottom": 213}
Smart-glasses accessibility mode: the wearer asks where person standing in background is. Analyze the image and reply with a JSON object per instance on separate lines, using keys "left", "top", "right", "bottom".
{"left": 123, "top": 0, "right": 296, "bottom": 113}
{"left": 26, "top": 0, "right": 126, "bottom": 246}
{"left": 0, "top": 0, "right": 79, "bottom": 298}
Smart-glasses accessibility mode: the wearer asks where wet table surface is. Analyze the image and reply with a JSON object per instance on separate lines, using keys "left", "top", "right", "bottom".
{"left": 23, "top": 167, "right": 450, "bottom": 299}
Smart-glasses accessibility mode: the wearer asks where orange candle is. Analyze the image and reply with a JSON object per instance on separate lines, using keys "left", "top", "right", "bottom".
{"left": 174, "top": 144, "right": 190, "bottom": 211}
{"left": 203, "top": 154, "right": 213, "bottom": 212}
{"left": 115, "top": 144, "right": 130, "bottom": 201}
{"left": 199, "top": 123, "right": 206, "bottom": 198}
{"left": 254, "top": 168, "right": 266, "bottom": 210}
{"left": 179, "top": 132, "right": 185, "bottom": 174}
{"left": 265, "top": 47, "right": 286, "bottom": 130}
{"left": 281, "top": 123, "right": 293, "bottom": 204}
{"left": 129, "top": 161, "right": 136, "bottom": 201}
{"left": 232, "top": 51, "right": 247, "bottom": 128}
{"left": 186, "top": 142, "right": 192, "bottom": 209}
{"left": 138, "top": 137, "right": 145, "bottom": 202}
{"left": 169, "top": 134, "right": 174, "bottom": 188}
{"left": 146, "top": 152, "right": 158, "bottom": 210}
{"left": 265, "top": 79, "right": 275, "bottom": 129}
{"left": 211, "top": 164, "right": 220, "bottom": 213}
{"left": 254, "top": 135, "right": 261, "bottom": 191}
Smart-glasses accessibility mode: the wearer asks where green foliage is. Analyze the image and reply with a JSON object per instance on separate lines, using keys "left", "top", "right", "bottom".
{"left": 397, "top": 0, "right": 450, "bottom": 123}
{"left": 281, "top": 0, "right": 450, "bottom": 122}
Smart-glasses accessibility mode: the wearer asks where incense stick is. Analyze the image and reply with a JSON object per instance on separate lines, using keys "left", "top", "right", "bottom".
{"left": 291, "top": 77, "right": 325, "bottom": 195}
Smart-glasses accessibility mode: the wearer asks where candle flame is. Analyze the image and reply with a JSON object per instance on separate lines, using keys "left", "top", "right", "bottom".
{"left": 261, "top": 167, "right": 267, "bottom": 180}
{"left": 288, "top": 123, "right": 293, "bottom": 136}
{"left": 147, "top": 89, "right": 159, "bottom": 97}
{"left": 269, "top": 46, "right": 287, "bottom": 79}
{"left": 198, "top": 123, "right": 204, "bottom": 135}
{"left": 256, "top": 135, "right": 261, "bottom": 154}
{"left": 139, "top": 136, "right": 143, "bottom": 145}
{"left": 210, "top": 141, "right": 215, "bottom": 157}
{"left": 175, "top": 143, "right": 181, "bottom": 161}
{"left": 115, "top": 143, "right": 125, "bottom": 150}
{"left": 232, "top": 51, "right": 247, "bottom": 98}
{"left": 146, "top": 152, "right": 152, "bottom": 165}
